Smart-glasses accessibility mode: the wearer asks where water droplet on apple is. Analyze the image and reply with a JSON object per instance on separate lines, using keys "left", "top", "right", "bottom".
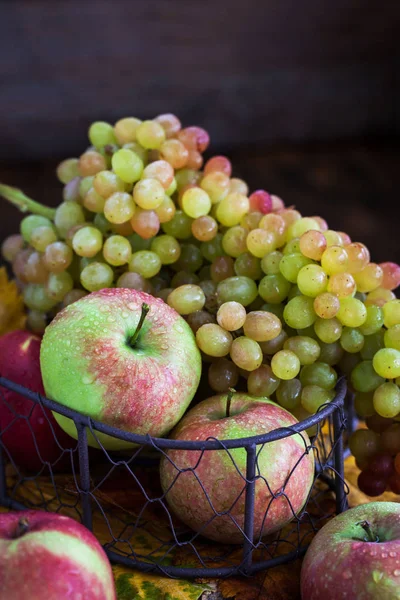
{"left": 65, "top": 340, "right": 71, "bottom": 346}
{"left": 382, "top": 553, "right": 388, "bottom": 559}
{"left": 107, "top": 316, "right": 116, "bottom": 323}
{"left": 82, "top": 374, "right": 95, "bottom": 385}
{"left": 127, "top": 302, "right": 136, "bottom": 311}
{"left": 394, "top": 569, "right": 400, "bottom": 576}
{"left": 342, "top": 570, "right": 352, "bottom": 580}
{"left": 389, "top": 551, "right": 397, "bottom": 558}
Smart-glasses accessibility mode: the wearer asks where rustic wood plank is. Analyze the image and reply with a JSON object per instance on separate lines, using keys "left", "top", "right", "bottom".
{"left": 0, "top": 1, "right": 398, "bottom": 159}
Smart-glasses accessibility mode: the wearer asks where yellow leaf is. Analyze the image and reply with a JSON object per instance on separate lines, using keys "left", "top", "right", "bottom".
{"left": 0, "top": 267, "right": 26, "bottom": 335}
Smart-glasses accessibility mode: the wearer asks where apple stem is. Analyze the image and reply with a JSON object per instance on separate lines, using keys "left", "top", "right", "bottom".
{"left": 129, "top": 303, "right": 150, "bottom": 347}
{"left": 0, "top": 183, "right": 56, "bottom": 219}
{"left": 14, "top": 518, "right": 30, "bottom": 538}
{"left": 226, "top": 388, "right": 235, "bottom": 418}
{"left": 356, "top": 520, "right": 379, "bottom": 543}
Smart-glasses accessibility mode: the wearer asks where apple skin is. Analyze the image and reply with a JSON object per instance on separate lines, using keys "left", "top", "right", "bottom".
{"left": 301, "top": 502, "right": 400, "bottom": 600}
{"left": 160, "top": 392, "right": 315, "bottom": 544}
{"left": 0, "top": 510, "right": 116, "bottom": 600}
{"left": 0, "top": 330, "right": 74, "bottom": 472}
{"left": 40, "top": 288, "right": 202, "bottom": 450}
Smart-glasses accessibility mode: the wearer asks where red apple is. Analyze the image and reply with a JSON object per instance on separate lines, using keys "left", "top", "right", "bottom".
{"left": 0, "top": 510, "right": 116, "bottom": 599}
{"left": 0, "top": 330, "right": 74, "bottom": 472}
{"left": 301, "top": 502, "right": 400, "bottom": 600}
{"left": 160, "top": 392, "right": 315, "bottom": 543}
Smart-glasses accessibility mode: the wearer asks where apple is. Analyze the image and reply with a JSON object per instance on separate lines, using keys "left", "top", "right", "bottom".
{"left": 301, "top": 502, "right": 400, "bottom": 600}
{"left": 160, "top": 391, "right": 315, "bottom": 543}
{"left": 0, "top": 510, "right": 116, "bottom": 599}
{"left": 0, "top": 330, "right": 74, "bottom": 472}
{"left": 40, "top": 288, "right": 202, "bottom": 450}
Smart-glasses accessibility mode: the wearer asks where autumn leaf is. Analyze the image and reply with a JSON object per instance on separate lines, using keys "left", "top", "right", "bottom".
{"left": 0, "top": 267, "right": 26, "bottom": 335}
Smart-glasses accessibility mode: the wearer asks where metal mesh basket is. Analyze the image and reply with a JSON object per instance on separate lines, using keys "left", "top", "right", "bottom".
{"left": 0, "top": 376, "right": 348, "bottom": 578}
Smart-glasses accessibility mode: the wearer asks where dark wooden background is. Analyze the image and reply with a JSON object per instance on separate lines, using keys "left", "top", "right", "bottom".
{"left": 0, "top": 0, "right": 399, "bottom": 262}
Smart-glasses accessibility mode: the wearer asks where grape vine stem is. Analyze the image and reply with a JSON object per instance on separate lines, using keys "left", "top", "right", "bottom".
{"left": 0, "top": 184, "right": 56, "bottom": 219}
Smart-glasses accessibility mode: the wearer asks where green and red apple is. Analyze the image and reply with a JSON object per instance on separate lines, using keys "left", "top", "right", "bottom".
{"left": 160, "top": 392, "right": 315, "bottom": 543}
{"left": 301, "top": 502, "right": 400, "bottom": 600}
{"left": 40, "top": 288, "right": 202, "bottom": 449}
{"left": 0, "top": 510, "right": 116, "bottom": 599}
{"left": 0, "top": 330, "right": 74, "bottom": 472}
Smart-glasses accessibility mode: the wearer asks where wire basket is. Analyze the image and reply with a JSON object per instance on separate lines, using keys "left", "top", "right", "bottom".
{"left": 0, "top": 376, "right": 348, "bottom": 578}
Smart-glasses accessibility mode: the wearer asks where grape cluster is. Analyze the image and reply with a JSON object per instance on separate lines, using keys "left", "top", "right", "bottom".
{"left": 1, "top": 113, "right": 400, "bottom": 495}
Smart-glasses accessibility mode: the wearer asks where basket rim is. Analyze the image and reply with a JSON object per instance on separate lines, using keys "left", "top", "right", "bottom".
{"left": 0, "top": 376, "right": 346, "bottom": 450}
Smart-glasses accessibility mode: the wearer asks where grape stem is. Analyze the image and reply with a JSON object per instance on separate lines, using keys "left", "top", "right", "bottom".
{"left": 356, "top": 520, "right": 379, "bottom": 543}
{"left": 129, "top": 303, "right": 150, "bottom": 347}
{"left": 226, "top": 388, "right": 235, "bottom": 418}
{"left": 13, "top": 518, "right": 30, "bottom": 538}
{"left": 0, "top": 184, "right": 56, "bottom": 219}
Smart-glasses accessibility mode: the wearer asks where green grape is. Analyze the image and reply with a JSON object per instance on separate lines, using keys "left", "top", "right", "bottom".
{"left": 1, "top": 234, "right": 24, "bottom": 262}
{"left": 301, "top": 385, "right": 335, "bottom": 413}
{"left": 114, "top": 117, "right": 142, "bottom": 144}
{"left": 318, "top": 341, "right": 343, "bottom": 365}
{"left": 287, "top": 284, "right": 302, "bottom": 300}
{"left": 299, "top": 230, "right": 327, "bottom": 261}
{"left": 247, "top": 364, "right": 280, "bottom": 397}
{"left": 243, "top": 311, "right": 282, "bottom": 342}
{"left": 54, "top": 202, "right": 86, "bottom": 239}
{"left": 93, "top": 170, "right": 125, "bottom": 197}
{"left": 382, "top": 299, "right": 400, "bottom": 328}
{"left": 276, "top": 378, "right": 302, "bottom": 410}
{"left": 283, "top": 295, "right": 317, "bottom": 329}
{"left": 103, "top": 235, "right": 132, "bottom": 266}
{"left": 259, "top": 330, "right": 288, "bottom": 355}
{"left": 261, "top": 251, "right": 283, "bottom": 275}
{"left": 173, "top": 243, "right": 203, "bottom": 273}
{"left": 63, "top": 177, "right": 81, "bottom": 203}
{"left": 349, "top": 429, "right": 380, "bottom": 460}
{"left": 47, "top": 271, "right": 74, "bottom": 302}
{"left": 351, "top": 360, "right": 385, "bottom": 392}
{"left": 116, "top": 272, "right": 152, "bottom": 292}
{"left": 182, "top": 187, "right": 212, "bottom": 218}
{"left": 171, "top": 271, "right": 199, "bottom": 288}
{"left": 258, "top": 274, "right": 291, "bottom": 304}
{"left": 230, "top": 336, "right": 263, "bottom": 371}
{"left": 111, "top": 149, "right": 144, "bottom": 183}
{"left": 201, "top": 233, "right": 226, "bottom": 262}
{"left": 123, "top": 141, "right": 148, "bottom": 164}
{"left": 366, "top": 287, "right": 396, "bottom": 307}
{"left": 83, "top": 187, "right": 106, "bottom": 213}
{"left": 133, "top": 178, "right": 165, "bottom": 210}
{"left": 175, "top": 168, "right": 201, "bottom": 190}
{"left": 358, "top": 305, "right": 384, "bottom": 335}
{"left": 271, "top": 349, "right": 301, "bottom": 380}
{"left": 338, "top": 352, "right": 361, "bottom": 376}
{"left": 217, "top": 276, "right": 258, "bottom": 307}
{"left": 216, "top": 193, "right": 250, "bottom": 227}
{"left": 217, "top": 301, "right": 247, "bottom": 331}
{"left": 327, "top": 272, "right": 356, "bottom": 298}
{"left": 136, "top": 120, "right": 166, "bottom": 149}
{"left": 150, "top": 235, "right": 181, "bottom": 265}
{"left": 246, "top": 229, "right": 276, "bottom": 258}
{"left": 198, "top": 265, "right": 211, "bottom": 280}
{"left": 340, "top": 327, "right": 364, "bottom": 353}
{"left": 71, "top": 226, "right": 103, "bottom": 258}
{"left": 297, "top": 264, "right": 328, "bottom": 297}
{"left": 313, "top": 292, "right": 340, "bottom": 319}
{"left": 196, "top": 324, "right": 233, "bottom": 357}
{"left": 261, "top": 303, "right": 285, "bottom": 320}
{"left": 23, "top": 284, "right": 58, "bottom": 312}
{"left": 283, "top": 336, "right": 320, "bottom": 365}
{"left": 20, "top": 215, "right": 53, "bottom": 243}
{"left": 167, "top": 284, "right": 206, "bottom": 315}
{"left": 166, "top": 177, "right": 178, "bottom": 196}
{"left": 300, "top": 362, "right": 337, "bottom": 390}
{"left": 129, "top": 250, "right": 162, "bottom": 278}
{"left": 191, "top": 215, "right": 218, "bottom": 242}
{"left": 336, "top": 297, "right": 367, "bottom": 327}
{"left": 321, "top": 245, "right": 349, "bottom": 275}
{"left": 27, "top": 309, "right": 47, "bottom": 333}
{"left": 187, "top": 310, "right": 216, "bottom": 334}
{"left": 30, "top": 226, "right": 57, "bottom": 252}
{"left": 208, "top": 358, "right": 239, "bottom": 393}
{"left": 80, "top": 262, "right": 114, "bottom": 291}
{"left": 93, "top": 213, "right": 112, "bottom": 234}
{"left": 56, "top": 158, "right": 80, "bottom": 184}
{"left": 127, "top": 233, "right": 152, "bottom": 252}
{"left": 104, "top": 192, "right": 135, "bottom": 224}
{"left": 296, "top": 325, "right": 319, "bottom": 340}
{"left": 79, "top": 176, "right": 95, "bottom": 199}
{"left": 88, "top": 121, "right": 116, "bottom": 148}
{"left": 279, "top": 253, "right": 312, "bottom": 284}
{"left": 210, "top": 256, "right": 235, "bottom": 283}
{"left": 283, "top": 238, "right": 301, "bottom": 255}
{"left": 234, "top": 253, "right": 262, "bottom": 280}
{"left": 162, "top": 210, "right": 193, "bottom": 240}
{"left": 384, "top": 324, "right": 400, "bottom": 351}
{"left": 314, "top": 317, "right": 342, "bottom": 343}
{"left": 222, "top": 226, "right": 248, "bottom": 258}
{"left": 373, "top": 382, "right": 400, "bottom": 418}
{"left": 287, "top": 217, "right": 320, "bottom": 240}
{"left": 360, "top": 329, "right": 385, "bottom": 360}
{"left": 354, "top": 392, "right": 375, "bottom": 418}
{"left": 373, "top": 348, "right": 400, "bottom": 379}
